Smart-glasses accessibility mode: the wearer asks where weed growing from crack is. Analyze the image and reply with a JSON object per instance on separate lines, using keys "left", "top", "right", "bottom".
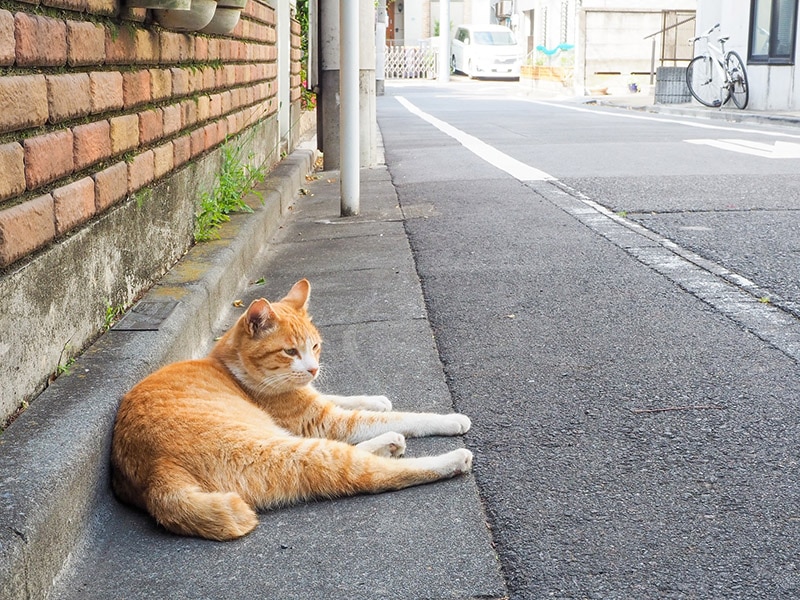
{"left": 194, "top": 138, "right": 266, "bottom": 242}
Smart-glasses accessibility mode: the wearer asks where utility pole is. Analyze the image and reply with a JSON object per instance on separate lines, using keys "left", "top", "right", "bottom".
{"left": 340, "top": 0, "right": 360, "bottom": 215}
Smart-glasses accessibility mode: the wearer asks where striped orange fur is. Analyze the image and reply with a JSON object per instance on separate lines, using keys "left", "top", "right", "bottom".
{"left": 111, "top": 279, "right": 472, "bottom": 541}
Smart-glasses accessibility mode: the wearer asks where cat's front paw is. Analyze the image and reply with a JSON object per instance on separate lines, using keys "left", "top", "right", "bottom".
{"left": 442, "top": 413, "right": 471, "bottom": 435}
{"left": 434, "top": 448, "right": 473, "bottom": 477}
{"left": 361, "top": 395, "right": 392, "bottom": 412}
{"left": 356, "top": 432, "right": 406, "bottom": 457}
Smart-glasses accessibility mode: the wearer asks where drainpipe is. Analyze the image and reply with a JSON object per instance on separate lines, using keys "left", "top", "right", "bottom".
{"left": 340, "top": 0, "right": 359, "bottom": 215}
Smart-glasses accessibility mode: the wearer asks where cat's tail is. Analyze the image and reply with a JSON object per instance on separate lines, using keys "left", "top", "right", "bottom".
{"left": 144, "top": 462, "right": 258, "bottom": 541}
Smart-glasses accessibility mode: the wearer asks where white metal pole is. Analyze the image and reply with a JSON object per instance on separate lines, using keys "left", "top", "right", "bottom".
{"left": 438, "top": 0, "right": 450, "bottom": 83}
{"left": 376, "top": 0, "right": 386, "bottom": 95}
{"left": 340, "top": 0, "right": 360, "bottom": 216}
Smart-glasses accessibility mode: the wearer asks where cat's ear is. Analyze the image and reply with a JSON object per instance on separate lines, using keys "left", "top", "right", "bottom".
{"left": 244, "top": 298, "right": 276, "bottom": 336}
{"left": 281, "top": 279, "right": 310, "bottom": 311}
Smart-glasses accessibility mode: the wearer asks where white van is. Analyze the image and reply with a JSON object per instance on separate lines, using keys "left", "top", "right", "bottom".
{"left": 451, "top": 24, "right": 522, "bottom": 79}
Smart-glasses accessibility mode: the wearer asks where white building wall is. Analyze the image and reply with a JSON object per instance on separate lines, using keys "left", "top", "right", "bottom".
{"left": 696, "top": 0, "right": 800, "bottom": 110}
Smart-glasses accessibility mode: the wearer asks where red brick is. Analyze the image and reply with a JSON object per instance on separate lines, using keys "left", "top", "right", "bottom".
{"left": 159, "top": 31, "right": 191, "bottom": 63}
{"left": 209, "top": 94, "right": 223, "bottom": 118}
{"left": 163, "top": 103, "right": 183, "bottom": 135}
{"left": 138, "top": 108, "right": 163, "bottom": 145}
{"left": 94, "top": 161, "right": 128, "bottom": 211}
{"left": 149, "top": 68, "right": 172, "bottom": 101}
{"left": 222, "top": 65, "right": 236, "bottom": 87}
{"left": 66, "top": 20, "right": 105, "bottom": 66}
{"left": 123, "top": 70, "right": 152, "bottom": 109}
{"left": 221, "top": 91, "right": 232, "bottom": 115}
{"left": 188, "top": 69, "right": 204, "bottom": 94}
{"left": 194, "top": 36, "right": 208, "bottom": 61}
{"left": 170, "top": 67, "right": 189, "bottom": 96}
{"left": 90, "top": 71, "right": 124, "bottom": 113}
{"left": 109, "top": 114, "right": 140, "bottom": 155}
{"left": 52, "top": 177, "right": 95, "bottom": 235}
{"left": 0, "top": 195, "right": 55, "bottom": 267}
{"left": 190, "top": 128, "right": 205, "bottom": 157}
{"left": 24, "top": 130, "right": 74, "bottom": 190}
{"left": 43, "top": 0, "right": 88, "bottom": 13}
{"left": 86, "top": 0, "right": 116, "bottom": 15}
{"left": 105, "top": 26, "right": 135, "bottom": 64}
{"left": 201, "top": 66, "right": 215, "bottom": 91}
{"left": 203, "top": 122, "right": 218, "bottom": 150}
{"left": 207, "top": 38, "right": 220, "bottom": 61}
{"left": 153, "top": 142, "right": 174, "bottom": 179}
{"left": 127, "top": 150, "right": 155, "bottom": 193}
{"left": 73, "top": 120, "right": 111, "bottom": 170}
{"left": 134, "top": 28, "right": 159, "bottom": 63}
{"left": 0, "top": 143, "right": 25, "bottom": 201}
{"left": 226, "top": 113, "right": 238, "bottom": 136}
{"left": 14, "top": 13, "right": 67, "bottom": 67}
{"left": 196, "top": 95, "right": 210, "bottom": 122}
{"left": 0, "top": 75, "right": 48, "bottom": 134}
{"left": 46, "top": 73, "right": 91, "bottom": 124}
{"left": 121, "top": 7, "right": 147, "bottom": 22}
{"left": 0, "top": 10, "right": 13, "bottom": 66}
{"left": 173, "top": 135, "right": 191, "bottom": 167}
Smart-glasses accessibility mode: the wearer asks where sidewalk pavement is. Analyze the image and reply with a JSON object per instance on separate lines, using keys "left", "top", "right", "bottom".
{"left": 0, "top": 139, "right": 505, "bottom": 599}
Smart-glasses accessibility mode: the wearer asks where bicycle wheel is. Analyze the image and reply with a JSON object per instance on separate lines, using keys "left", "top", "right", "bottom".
{"left": 686, "top": 56, "right": 728, "bottom": 108}
{"left": 726, "top": 51, "right": 749, "bottom": 109}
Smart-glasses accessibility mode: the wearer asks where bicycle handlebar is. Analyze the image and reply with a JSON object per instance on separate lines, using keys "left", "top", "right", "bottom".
{"left": 690, "top": 23, "right": 721, "bottom": 43}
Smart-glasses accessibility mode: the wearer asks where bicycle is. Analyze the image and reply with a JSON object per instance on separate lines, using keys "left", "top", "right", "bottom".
{"left": 686, "top": 23, "right": 749, "bottom": 109}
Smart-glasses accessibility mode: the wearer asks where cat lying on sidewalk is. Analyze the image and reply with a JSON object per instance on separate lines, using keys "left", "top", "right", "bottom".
{"left": 111, "top": 279, "right": 472, "bottom": 541}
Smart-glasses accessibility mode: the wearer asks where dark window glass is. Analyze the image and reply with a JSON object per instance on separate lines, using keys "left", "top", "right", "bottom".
{"left": 750, "top": 0, "right": 798, "bottom": 64}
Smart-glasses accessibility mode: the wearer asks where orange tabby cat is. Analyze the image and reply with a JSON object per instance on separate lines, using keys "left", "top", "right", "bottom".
{"left": 111, "top": 279, "right": 472, "bottom": 541}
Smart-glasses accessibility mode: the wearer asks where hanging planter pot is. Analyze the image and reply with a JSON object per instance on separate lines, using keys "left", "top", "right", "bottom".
{"left": 199, "top": 0, "right": 247, "bottom": 35}
{"left": 153, "top": 0, "right": 217, "bottom": 32}
{"left": 127, "top": 0, "right": 191, "bottom": 9}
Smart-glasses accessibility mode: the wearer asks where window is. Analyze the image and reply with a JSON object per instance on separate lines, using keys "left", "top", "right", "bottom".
{"left": 749, "top": 0, "right": 798, "bottom": 64}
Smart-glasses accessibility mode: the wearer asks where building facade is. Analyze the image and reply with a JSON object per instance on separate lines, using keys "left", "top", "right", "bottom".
{"left": 696, "top": 0, "right": 799, "bottom": 110}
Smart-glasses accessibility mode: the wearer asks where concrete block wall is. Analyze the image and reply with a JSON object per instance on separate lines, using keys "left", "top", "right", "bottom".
{"left": 0, "top": 0, "right": 305, "bottom": 426}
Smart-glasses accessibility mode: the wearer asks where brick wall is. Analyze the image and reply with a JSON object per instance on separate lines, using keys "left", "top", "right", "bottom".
{"left": 0, "top": 0, "right": 306, "bottom": 424}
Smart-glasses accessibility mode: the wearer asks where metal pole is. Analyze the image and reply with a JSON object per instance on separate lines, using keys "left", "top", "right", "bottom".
{"left": 376, "top": 0, "right": 386, "bottom": 95}
{"left": 340, "top": 0, "right": 360, "bottom": 216}
{"left": 650, "top": 38, "right": 656, "bottom": 85}
{"left": 438, "top": 0, "right": 450, "bottom": 83}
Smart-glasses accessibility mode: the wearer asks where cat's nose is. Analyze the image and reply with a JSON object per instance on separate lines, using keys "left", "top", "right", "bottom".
{"left": 307, "top": 367, "right": 318, "bottom": 377}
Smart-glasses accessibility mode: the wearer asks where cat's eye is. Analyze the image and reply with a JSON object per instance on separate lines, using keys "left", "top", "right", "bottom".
{"left": 283, "top": 348, "right": 298, "bottom": 357}
{"left": 313, "top": 343, "right": 320, "bottom": 351}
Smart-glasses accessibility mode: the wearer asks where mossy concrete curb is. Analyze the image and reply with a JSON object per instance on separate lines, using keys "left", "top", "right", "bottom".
{"left": 0, "top": 146, "right": 316, "bottom": 600}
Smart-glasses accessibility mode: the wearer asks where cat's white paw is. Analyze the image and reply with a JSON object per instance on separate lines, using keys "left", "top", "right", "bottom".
{"left": 356, "top": 432, "right": 406, "bottom": 457}
{"left": 362, "top": 395, "right": 393, "bottom": 412}
{"left": 430, "top": 448, "right": 473, "bottom": 477}
{"left": 441, "top": 413, "right": 471, "bottom": 435}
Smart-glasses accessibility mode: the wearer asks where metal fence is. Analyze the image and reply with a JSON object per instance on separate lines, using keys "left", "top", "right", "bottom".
{"left": 384, "top": 46, "right": 439, "bottom": 79}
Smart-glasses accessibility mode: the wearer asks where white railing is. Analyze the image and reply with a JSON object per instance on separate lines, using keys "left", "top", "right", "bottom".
{"left": 384, "top": 46, "right": 439, "bottom": 79}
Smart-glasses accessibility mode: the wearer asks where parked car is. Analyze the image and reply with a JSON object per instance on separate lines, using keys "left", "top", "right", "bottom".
{"left": 451, "top": 24, "right": 522, "bottom": 79}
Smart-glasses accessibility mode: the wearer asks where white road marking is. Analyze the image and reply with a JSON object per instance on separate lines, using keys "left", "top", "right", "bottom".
{"left": 685, "top": 138, "right": 800, "bottom": 158}
{"left": 394, "top": 96, "right": 555, "bottom": 181}
{"left": 521, "top": 98, "right": 800, "bottom": 140}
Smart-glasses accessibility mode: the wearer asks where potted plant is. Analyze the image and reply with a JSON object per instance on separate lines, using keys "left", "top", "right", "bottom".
{"left": 200, "top": 0, "right": 248, "bottom": 35}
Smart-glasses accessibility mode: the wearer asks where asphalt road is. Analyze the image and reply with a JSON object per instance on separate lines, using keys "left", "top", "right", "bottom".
{"left": 378, "top": 80, "right": 800, "bottom": 599}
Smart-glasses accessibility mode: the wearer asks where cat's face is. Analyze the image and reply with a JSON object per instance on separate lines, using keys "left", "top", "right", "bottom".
{"left": 221, "top": 280, "right": 323, "bottom": 395}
